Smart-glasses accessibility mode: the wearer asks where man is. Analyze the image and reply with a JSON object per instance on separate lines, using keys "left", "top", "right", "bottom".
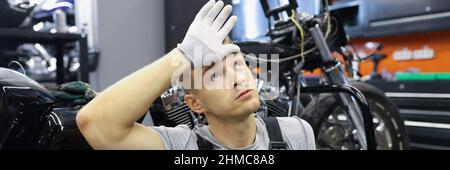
{"left": 76, "top": 0, "right": 315, "bottom": 150}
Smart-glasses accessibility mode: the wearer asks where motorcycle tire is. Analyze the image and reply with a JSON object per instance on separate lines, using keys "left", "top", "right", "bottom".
{"left": 301, "top": 82, "right": 410, "bottom": 150}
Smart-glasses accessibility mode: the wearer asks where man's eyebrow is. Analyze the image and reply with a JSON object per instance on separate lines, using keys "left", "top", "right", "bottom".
{"left": 201, "top": 54, "right": 238, "bottom": 75}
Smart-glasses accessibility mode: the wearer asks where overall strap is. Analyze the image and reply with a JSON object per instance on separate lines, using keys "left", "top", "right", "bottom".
{"left": 263, "top": 117, "right": 287, "bottom": 150}
{"left": 196, "top": 133, "right": 214, "bottom": 150}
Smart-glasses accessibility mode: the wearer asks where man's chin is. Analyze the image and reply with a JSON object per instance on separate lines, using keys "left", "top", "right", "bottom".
{"left": 244, "top": 97, "right": 260, "bottom": 115}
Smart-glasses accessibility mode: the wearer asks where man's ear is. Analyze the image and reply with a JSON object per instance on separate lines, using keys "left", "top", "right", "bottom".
{"left": 184, "top": 94, "right": 207, "bottom": 114}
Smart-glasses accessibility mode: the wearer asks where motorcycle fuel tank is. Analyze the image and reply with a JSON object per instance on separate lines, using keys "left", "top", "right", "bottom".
{"left": 0, "top": 67, "right": 56, "bottom": 149}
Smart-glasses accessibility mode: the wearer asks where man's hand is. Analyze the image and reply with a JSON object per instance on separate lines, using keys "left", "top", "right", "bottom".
{"left": 178, "top": 0, "right": 240, "bottom": 69}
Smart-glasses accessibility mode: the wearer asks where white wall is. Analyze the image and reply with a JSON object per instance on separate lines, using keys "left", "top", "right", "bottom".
{"left": 75, "top": 0, "right": 100, "bottom": 90}
{"left": 93, "top": 0, "right": 165, "bottom": 91}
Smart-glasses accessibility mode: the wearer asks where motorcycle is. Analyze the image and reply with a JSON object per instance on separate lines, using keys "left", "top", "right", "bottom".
{"left": 0, "top": 67, "right": 91, "bottom": 150}
{"left": 235, "top": 0, "right": 409, "bottom": 150}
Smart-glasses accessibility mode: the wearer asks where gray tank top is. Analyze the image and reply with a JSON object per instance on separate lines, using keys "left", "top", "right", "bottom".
{"left": 150, "top": 116, "right": 316, "bottom": 150}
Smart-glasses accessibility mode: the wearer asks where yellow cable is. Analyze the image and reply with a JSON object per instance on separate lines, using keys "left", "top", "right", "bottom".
{"left": 290, "top": 10, "right": 305, "bottom": 63}
{"left": 290, "top": 10, "right": 305, "bottom": 115}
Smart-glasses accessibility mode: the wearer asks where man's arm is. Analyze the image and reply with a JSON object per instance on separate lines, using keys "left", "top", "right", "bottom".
{"left": 76, "top": 0, "right": 239, "bottom": 150}
{"left": 76, "top": 49, "right": 191, "bottom": 150}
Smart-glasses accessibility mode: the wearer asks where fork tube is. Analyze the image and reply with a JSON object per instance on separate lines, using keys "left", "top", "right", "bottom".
{"left": 309, "top": 26, "right": 374, "bottom": 150}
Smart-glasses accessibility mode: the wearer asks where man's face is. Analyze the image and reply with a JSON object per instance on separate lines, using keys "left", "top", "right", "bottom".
{"left": 185, "top": 53, "right": 260, "bottom": 120}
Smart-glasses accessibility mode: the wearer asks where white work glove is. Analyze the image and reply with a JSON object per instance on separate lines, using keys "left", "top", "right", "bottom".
{"left": 177, "top": 0, "right": 240, "bottom": 69}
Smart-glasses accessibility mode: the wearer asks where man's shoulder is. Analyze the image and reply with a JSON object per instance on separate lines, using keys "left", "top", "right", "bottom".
{"left": 262, "top": 117, "right": 311, "bottom": 133}
{"left": 276, "top": 116, "right": 311, "bottom": 129}
{"left": 151, "top": 124, "right": 192, "bottom": 131}
{"left": 149, "top": 124, "right": 198, "bottom": 150}
{"left": 257, "top": 116, "right": 311, "bottom": 128}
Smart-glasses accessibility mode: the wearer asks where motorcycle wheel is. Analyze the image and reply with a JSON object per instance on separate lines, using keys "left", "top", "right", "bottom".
{"left": 301, "top": 82, "right": 409, "bottom": 150}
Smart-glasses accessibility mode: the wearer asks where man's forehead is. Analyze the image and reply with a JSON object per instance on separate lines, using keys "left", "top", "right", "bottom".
{"left": 202, "top": 53, "right": 241, "bottom": 73}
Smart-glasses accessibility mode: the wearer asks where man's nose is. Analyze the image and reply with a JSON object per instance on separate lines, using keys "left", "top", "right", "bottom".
{"left": 231, "top": 68, "right": 247, "bottom": 89}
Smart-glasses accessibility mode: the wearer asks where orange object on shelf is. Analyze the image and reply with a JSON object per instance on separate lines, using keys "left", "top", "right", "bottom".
{"left": 350, "top": 30, "right": 450, "bottom": 76}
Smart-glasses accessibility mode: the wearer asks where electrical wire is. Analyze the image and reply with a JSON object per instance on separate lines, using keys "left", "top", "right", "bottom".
{"left": 290, "top": 10, "right": 305, "bottom": 63}
{"left": 245, "top": 47, "right": 317, "bottom": 63}
{"left": 245, "top": 1, "right": 333, "bottom": 63}
{"left": 324, "top": 0, "right": 332, "bottom": 38}
{"left": 290, "top": 10, "right": 305, "bottom": 116}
